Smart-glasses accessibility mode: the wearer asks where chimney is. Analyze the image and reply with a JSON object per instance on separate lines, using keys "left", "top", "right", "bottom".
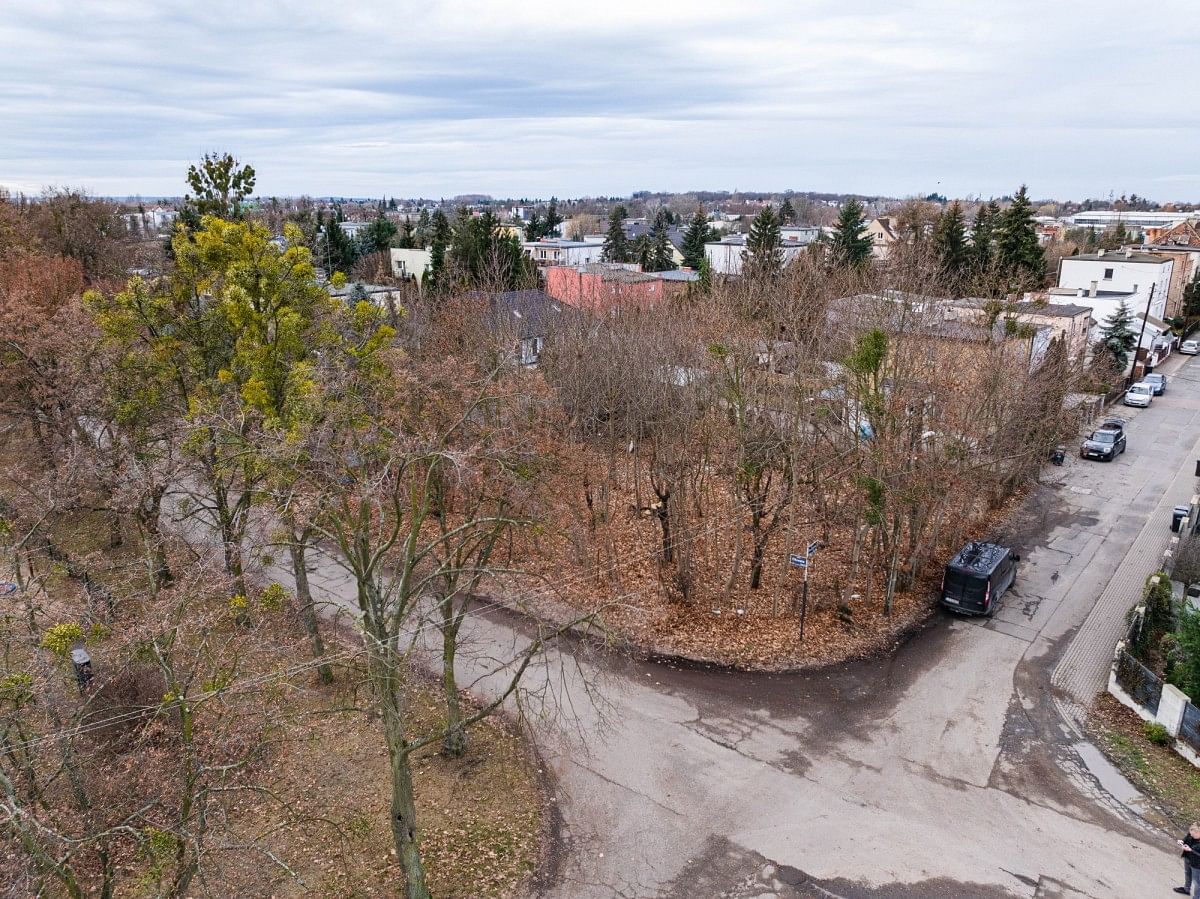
{"left": 1097, "top": 248, "right": 1106, "bottom": 257}
{"left": 1089, "top": 281, "right": 1098, "bottom": 298}
{"left": 1125, "top": 249, "right": 1133, "bottom": 259}
{"left": 1077, "top": 287, "right": 1085, "bottom": 298}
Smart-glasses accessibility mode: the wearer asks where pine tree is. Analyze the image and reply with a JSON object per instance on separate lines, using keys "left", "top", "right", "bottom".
{"left": 779, "top": 197, "right": 796, "bottom": 225}
{"left": 414, "top": 208, "right": 432, "bottom": 247}
{"left": 1099, "top": 300, "right": 1137, "bottom": 370}
{"left": 544, "top": 197, "right": 563, "bottom": 238}
{"left": 971, "top": 202, "right": 997, "bottom": 271}
{"left": 632, "top": 233, "right": 653, "bottom": 271}
{"left": 524, "top": 212, "right": 544, "bottom": 242}
{"left": 743, "top": 206, "right": 783, "bottom": 277}
{"left": 994, "top": 185, "right": 1044, "bottom": 283}
{"left": 647, "top": 209, "right": 677, "bottom": 272}
{"left": 428, "top": 209, "right": 451, "bottom": 290}
{"left": 681, "top": 207, "right": 709, "bottom": 270}
{"left": 930, "top": 201, "right": 969, "bottom": 282}
{"left": 322, "top": 219, "right": 359, "bottom": 275}
{"left": 603, "top": 205, "right": 630, "bottom": 263}
{"left": 828, "top": 199, "right": 872, "bottom": 270}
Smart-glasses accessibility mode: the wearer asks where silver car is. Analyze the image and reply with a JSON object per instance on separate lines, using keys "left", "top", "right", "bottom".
{"left": 1123, "top": 382, "right": 1154, "bottom": 407}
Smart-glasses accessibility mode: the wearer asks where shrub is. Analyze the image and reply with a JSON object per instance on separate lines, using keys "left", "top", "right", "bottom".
{"left": 1143, "top": 721, "right": 1171, "bottom": 746}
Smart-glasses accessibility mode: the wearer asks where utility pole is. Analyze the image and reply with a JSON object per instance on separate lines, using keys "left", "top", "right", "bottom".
{"left": 1132, "top": 283, "right": 1156, "bottom": 383}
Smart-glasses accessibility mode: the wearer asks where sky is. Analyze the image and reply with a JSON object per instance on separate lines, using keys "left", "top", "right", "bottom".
{"left": 2, "top": 0, "right": 1199, "bottom": 202}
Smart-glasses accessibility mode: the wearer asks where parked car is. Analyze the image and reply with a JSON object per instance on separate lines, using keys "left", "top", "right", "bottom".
{"left": 1080, "top": 418, "right": 1127, "bottom": 461}
{"left": 940, "top": 542, "right": 1019, "bottom": 616}
{"left": 1143, "top": 373, "right": 1167, "bottom": 395}
{"left": 1123, "top": 382, "right": 1155, "bottom": 407}
{"left": 1182, "top": 339, "right": 1200, "bottom": 355}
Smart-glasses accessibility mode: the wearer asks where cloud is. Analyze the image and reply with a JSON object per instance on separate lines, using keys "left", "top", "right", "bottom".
{"left": 1, "top": 0, "right": 1197, "bottom": 200}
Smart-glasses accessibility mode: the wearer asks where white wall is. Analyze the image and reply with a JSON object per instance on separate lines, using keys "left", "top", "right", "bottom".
{"left": 1058, "top": 256, "right": 1173, "bottom": 320}
{"left": 390, "top": 247, "right": 432, "bottom": 279}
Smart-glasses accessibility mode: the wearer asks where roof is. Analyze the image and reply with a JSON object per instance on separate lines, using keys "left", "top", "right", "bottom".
{"left": 327, "top": 282, "right": 401, "bottom": 299}
{"left": 948, "top": 542, "right": 1009, "bottom": 576}
{"left": 656, "top": 270, "right": 701, "bottom": 282}
{"left": 488, "top": 289, "right": 576, "bottom": 340}
{"left": 555, "top": 263, "right": 657, "bottom": 283}
{"left": 1010, "top": 301, "right": 1093, "bottom": 318}
{"left": 1048, "top": 286, "right": 1136, "bottom": 300}
{"left": 524, "top": 239, "right": 595, "bottom": 249}
{"left": 1063, "top": 251, "right": 1172, "bottom": 265}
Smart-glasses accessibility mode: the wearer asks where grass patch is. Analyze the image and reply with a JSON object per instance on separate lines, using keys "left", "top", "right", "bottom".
{"left": 1089, "top": 693, "right": 1200, "bottom": 830}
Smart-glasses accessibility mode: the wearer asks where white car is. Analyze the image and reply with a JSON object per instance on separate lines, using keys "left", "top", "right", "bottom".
{"left": 1123, "top": 382, "right": 1155, "bottom": 407}
{"left": 1182, "top": 339, "right": 1200, "bottom": 355}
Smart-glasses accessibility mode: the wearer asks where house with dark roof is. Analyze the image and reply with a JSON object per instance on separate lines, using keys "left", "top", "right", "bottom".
{"left": 487, "top": 289, "right": 578, "bottom": 366}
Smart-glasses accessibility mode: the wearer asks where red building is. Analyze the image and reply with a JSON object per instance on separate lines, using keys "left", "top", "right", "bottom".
{"left": 544, "top": 263, "right": 696, "bottom": 312}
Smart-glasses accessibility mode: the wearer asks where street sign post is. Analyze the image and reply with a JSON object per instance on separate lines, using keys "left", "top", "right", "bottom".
{"left": 791, "top": 541, "right": 821, "bottom": 641}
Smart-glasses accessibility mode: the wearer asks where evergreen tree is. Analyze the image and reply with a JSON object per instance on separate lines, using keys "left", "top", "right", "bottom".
{"left": 697, "top": 257, "right": 712, "bottom": 293}
{"left": 414, "top": 208, "right": 432, "bottom": 247}
{"left": 647, "top": 209, "right": 677, "bottom": 272}
{"left": 524, "top": 212, "right": 545, "bottom": 241}
{"left": 322, "top": 219, "right": 359, "bottom": 275}
{"left": 994, "top": 185, "right": 1044, "bottom": 283}
{"left": 428, "top": 209, "right": 451, "bottom": 290}
{"left": 544, "top": 197, "right": 563, "bottom": 237}
{"left": 397, "top": 221, "right": 415, "bottom": 250}
{"left": 632, "top": 233, "right": 653, "bottom": 271}
{"left": 1184, "top": 272, "right": 1200, "bottom": 320}
{"left": 828, "top": 199, "right": 872, "bottom": 270}
{"left": 779, "top": 197, "right": 797, "bottom": 225}
{"left": 603, "top": 205, "right": 630, "bottom": 263}
{"left": 363, "top": 214, "right": 397, "bottom": 254}
{"left": 743, "top": 206, "right": 783, "bottom": 277}
{"left": 930, "top": 201, "right": 969, "bottom": 282}
{"left": 1098, "top": 300, "right": 1137, "bottom": 370}
{"left": 971, "top": 202, "right": 997, "bottom": 271}
{"left": 448, "top": 209, "right": 531, "bottom": 290}
{"left": 681, "top": 207, "right": 709, "bottom": 270}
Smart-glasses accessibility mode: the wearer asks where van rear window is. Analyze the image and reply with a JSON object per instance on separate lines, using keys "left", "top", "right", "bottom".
{"left": 944, "top": 570, "right": 987, "bottom": 600}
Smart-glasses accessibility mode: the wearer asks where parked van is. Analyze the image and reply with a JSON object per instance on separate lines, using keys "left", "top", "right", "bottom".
{"left": 940, "top": 542, "right": 1019, "bottom": 616}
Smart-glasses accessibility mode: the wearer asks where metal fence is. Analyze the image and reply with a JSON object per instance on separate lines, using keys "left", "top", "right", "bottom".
{"left": 1116, "top": 649, "right": 1163, "bottom": 715}
{"left": 1181, "top": 703, "right": 1200, "bottom": 754}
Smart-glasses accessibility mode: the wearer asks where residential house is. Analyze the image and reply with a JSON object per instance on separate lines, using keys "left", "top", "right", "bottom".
{"left": 523, "top": 239, "right": 604, "bottom": 267}
{"left": 1056, "top": 249, "right": 1173, "bottom": 321}
{"left": 1143, "top": 218, "right": 1200, "bottom": 246}
{"left": 945, "top": 297, "right": 1093, "bottom": 362}
{"left": 544, "top": 263, "right": 700, "bottom": 313}
{"left": 865, "top": 217, "right": 898, "bottom": 260}
{"left": 703, "top": 233, "right": 811, "bottom": 276}
{"left": 488, "top": 289, "right": 576, "bottom": 366}
{"left": 390, "top": 247, "right": 433, "bottom": 283}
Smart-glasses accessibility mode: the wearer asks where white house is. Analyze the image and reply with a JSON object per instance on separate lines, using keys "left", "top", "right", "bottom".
{"left": 1066, "top": 210, "right": 1192, "bottom": 231}
{"left": 1056, "top": 250, "right": 1173, "bottom": 322}
{"left": 522, "top": 239, "right": 604, "bottom": 267}
{"left": 703, "top": 234, "right": 810, "bottom": 276}
{"left": 390, "top": 247, "right": 432, "bottom": 282}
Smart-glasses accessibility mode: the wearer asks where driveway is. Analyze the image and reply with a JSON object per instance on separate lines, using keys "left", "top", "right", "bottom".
{"left": 289, "top": 352, "right": 1200, "bottom": 898}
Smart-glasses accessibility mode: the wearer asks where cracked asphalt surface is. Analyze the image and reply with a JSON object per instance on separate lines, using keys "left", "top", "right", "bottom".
{"left": 283, "top": 353, "right": 1200, "bottom": 898}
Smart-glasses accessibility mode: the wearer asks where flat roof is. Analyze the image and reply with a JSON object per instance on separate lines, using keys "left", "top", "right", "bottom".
{"left": 1063, "top": 251, "right": 1170, "bottom": 264}
{"left": 1011, "top": 301, "right": 1093, "bottom": 318}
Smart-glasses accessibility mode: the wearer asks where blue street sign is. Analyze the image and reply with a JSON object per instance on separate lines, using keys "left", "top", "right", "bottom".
{"left": 789, "top": 554, "right": 808, "bottom": 569}
{"left": 807, "top": 541, "right": 819, "bottom": 557}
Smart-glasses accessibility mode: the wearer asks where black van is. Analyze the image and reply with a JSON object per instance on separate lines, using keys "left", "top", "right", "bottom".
{"left": 940, "top": 542, "right": 1019, "bottom": 616}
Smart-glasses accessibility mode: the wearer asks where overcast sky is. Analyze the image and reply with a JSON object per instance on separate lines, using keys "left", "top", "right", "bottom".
{"left": 2, "top": 1, "right": 1198, "bottom": 202}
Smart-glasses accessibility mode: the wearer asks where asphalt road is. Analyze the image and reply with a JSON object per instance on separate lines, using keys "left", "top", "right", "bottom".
{"left": 288, "top": 351, "right": 1200, "bottom": 899}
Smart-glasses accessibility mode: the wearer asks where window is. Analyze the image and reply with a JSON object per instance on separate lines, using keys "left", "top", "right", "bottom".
{"left": 1103, "top": 267, "right": 1114, "bottom": 279}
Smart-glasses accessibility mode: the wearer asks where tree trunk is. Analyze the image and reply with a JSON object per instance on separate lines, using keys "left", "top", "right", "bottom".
{"left": 288, "top": 525, "right": 332, "bottom": 684}
{"left": 376, "top": 653, "right": 432, "bottom": 899}
{"left": 884, "top": 513, "right": 902, "bottom": 616}
{"left": 441, "top": 608, "right": 466, "bottom": 758}
{"left": 136, "top": 485, "right": 172, "bottom": 595}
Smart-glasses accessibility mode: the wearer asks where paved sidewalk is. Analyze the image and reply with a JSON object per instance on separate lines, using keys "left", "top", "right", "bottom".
{"left": 1052, "top": 357, "right": 1200, "bottom": 728}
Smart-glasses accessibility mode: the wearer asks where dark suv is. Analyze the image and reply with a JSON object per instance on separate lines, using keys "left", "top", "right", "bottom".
{"left": 1080, "top": 418, "right": 1126, "bottom": 462}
